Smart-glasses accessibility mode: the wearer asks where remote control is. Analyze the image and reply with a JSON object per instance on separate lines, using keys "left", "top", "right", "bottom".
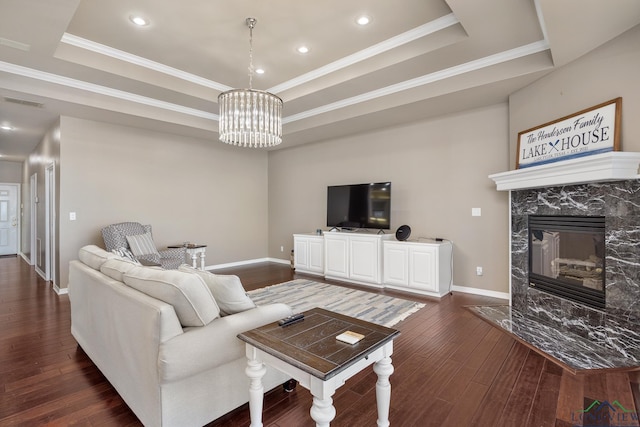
{"left": 278, "top": 313, "right": 304, "bottom": 326}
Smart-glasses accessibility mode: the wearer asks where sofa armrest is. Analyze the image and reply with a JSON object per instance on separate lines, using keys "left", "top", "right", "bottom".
{"left": 159, "top": 303, "right": 292, "bottom": 383}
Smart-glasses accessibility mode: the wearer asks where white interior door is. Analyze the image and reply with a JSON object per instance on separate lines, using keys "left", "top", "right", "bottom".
{"left": 0, "top": 184, "right": 19, "bottom": 256}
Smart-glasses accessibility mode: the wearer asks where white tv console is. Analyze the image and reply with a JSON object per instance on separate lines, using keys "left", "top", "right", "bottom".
{"left": 293, "top": 232, "right": 453, "bottom": 298}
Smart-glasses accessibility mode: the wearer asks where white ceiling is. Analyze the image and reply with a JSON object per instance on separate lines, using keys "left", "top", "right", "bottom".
{"left": 1, "top": 0, "right": 639, "bottom": 162}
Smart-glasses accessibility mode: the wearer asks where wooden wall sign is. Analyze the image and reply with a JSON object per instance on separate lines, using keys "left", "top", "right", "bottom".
{"left": 517, "top": 98, "right": 621, "bottom": 169}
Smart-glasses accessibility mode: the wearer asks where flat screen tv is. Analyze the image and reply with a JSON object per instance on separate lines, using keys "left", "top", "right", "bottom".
{"left": 327, "top": 182, "right": 391, "bottom": 230}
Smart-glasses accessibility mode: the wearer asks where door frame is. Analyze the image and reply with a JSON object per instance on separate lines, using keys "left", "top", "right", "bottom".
{"left": 30, "top": 173, "right": 37, "bottom": 266}
{"left": 45, "top": 163, "right": 55, "bottom": 284}
{"left": 0, "top": 182, "right": 20, "bottom": 256}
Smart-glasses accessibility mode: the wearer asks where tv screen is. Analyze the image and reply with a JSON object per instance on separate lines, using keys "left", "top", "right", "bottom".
{"left": 327, "top": 182, "right": 391, "bottom": 230}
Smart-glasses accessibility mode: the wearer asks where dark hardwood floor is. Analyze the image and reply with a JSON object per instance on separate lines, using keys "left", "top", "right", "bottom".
{"left": 1, "top": 255, "right": 639, "bottom": 426}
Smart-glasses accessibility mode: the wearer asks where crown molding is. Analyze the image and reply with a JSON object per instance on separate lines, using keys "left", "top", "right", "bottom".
{"left": 61, "top": 14, "right": 460, "bottom": 98}
{"left": 5, "top": 21, "right": 549, "bottom": 127}
{"left": 61, "top": 33, "right": 232, "bottom": 92}
{"left": 283, "top": 40, "right": 549, "bottom": 124}
{"left": 0, "top": 60, "right": 217, "bottom": 120}
{"left": 268, "top": 13, "right": 460, "bottom": 94}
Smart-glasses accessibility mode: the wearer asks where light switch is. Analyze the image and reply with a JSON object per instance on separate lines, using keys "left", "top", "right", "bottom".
{"left": 472, "top": 208, "right": 481, "bottom": 217}
{"left": 69, "top": 212, "right": 76, "bottom": 221}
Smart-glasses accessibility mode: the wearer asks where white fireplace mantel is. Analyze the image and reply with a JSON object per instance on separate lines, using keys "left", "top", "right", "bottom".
{"left": 489, "top": 152, "right": 640, "bottom": 191}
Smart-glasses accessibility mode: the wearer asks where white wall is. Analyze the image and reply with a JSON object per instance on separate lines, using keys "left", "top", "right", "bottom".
{"left": 0, "top": 160, "right": 22, "bottom": 182}
{"left": 21, "top": 120, "right": 60, "bottom": 282}
{"left": 509, "top": 25, "right": 640, "bottom": 168}
{"left": 268, "top": 104, "right": 511, "bottom": 294}
{"left": 58, "top": 117, "right": 269, "bottom": 289}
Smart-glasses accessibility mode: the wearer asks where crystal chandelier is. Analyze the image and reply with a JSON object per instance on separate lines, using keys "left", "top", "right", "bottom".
{"left": 218, "top": 18, "right": 283, "bottom": 148}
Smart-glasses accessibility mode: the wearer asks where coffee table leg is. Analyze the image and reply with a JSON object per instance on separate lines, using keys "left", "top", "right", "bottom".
{"left": 246, "top": 354, "right": 267, "bottom": 427}
{"left": 374, "top": 356, "right": 394, "bottom": 427}
{"left": 310, "top": 395, "right": 336, "bottom": 427}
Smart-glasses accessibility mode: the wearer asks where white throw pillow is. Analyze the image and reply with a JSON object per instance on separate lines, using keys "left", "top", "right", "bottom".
{"left": 126, "top": 232, "right": 160, "bottom": 257}
{"left": 179, "top": 265, "right": 256, "bottom": 316}
{"left": 123, "top": 267, "right": 220, "bottom": 327}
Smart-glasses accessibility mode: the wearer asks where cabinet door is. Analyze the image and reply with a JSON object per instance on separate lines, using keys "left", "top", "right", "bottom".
{"left": 324, "top": 236, "right": 349, "bottom": 278}
{"left": 349, "top": 236, "right": 379, "bottom": 283}
{"left": 308, "top": 239, "right": 324, "bottom": 273}
{"left": 294, "top": 237, "right": 309, "bottom": 270}
{"left": 409, "top": 246, "right": 438, "bottom": 291}
{"left": 383, "top": 244, "right": 409, "bottom": 286}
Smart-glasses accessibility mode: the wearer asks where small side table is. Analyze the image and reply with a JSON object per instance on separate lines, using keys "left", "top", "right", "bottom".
{"left": 168, "top": 244, "right": 207, "bottom": 270}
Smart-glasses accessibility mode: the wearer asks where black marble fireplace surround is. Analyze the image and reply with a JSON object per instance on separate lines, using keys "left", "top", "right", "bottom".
{"left": 470, "top": 180, "right": 640, "bottom": 372}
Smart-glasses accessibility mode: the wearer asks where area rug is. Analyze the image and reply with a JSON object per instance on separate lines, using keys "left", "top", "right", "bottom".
{"left": 247, "top": 279, "right": 426, "bottom": 327}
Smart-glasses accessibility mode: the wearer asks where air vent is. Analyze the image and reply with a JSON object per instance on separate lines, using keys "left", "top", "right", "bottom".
{"left": 3, "top": 97, "right": 44, "bottom": 108}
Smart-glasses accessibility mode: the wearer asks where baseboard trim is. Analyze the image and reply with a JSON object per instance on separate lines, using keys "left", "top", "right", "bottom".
{"left": 206, "top": 258, "right": 510, "bottom": 301}
{"left": 207, "top": 257, "right": 289, "bottom": 271}
{"left": 35, "top": 266, "right": 47, "bottom": 281}
{"left": 19, "top": 252, "right": 31, "bottom": 264}
{"left": 54, "top": 284, "right": 68, "bottom": 295}
{"left": 451, "top": 285, "right": 509, "bottom": 300}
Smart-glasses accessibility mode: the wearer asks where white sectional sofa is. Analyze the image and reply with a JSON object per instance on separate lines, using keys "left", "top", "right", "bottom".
{"left": 68, "top": 245, "right": 292, "bottom": 427}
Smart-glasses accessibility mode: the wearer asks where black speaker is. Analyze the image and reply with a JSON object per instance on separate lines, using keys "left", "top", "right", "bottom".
{"left": 395, "top": 225, "right": 411, "bottom": 241}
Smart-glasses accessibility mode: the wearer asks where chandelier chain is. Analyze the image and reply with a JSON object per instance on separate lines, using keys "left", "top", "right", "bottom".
{"left": 247, "top": 18, "right": 255, "bottom": 90}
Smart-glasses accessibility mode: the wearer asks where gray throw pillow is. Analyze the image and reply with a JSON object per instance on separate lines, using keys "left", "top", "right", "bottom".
{"left": 126, "top": 232, "right": 160, "bottom": 257}
{"left": 178, "top": 265, "right": 256, "bottom": 316}
{"left": 111, "top": 247, "right": 141, "bottom": 264}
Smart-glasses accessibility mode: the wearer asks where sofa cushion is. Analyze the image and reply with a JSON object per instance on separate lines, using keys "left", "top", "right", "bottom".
{"left": 78, "top": 245, "right": 118, "bottom": 270}
{"left": 178, "top": 265, "right": 256, "bottom": 316}
{"left": 123, "top": 267, "right": 220, "bottom": 327}
{"left": 100, "top": 258, "right": 145, "bottom": 282}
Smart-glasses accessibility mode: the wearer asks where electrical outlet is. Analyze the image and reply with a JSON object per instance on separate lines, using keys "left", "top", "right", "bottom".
{"left": 69, "top": 212, "right": 76, "bottom": 221}
{"left": 280, "top": 246, "right": 284, "bottom": 252}
{"left": 476, "top": 266, "right": 483, "bottom": 276}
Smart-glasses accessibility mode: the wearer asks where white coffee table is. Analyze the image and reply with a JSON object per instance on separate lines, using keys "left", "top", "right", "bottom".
{"left": 238, "top": 308, "right": 400, "bottom": 427}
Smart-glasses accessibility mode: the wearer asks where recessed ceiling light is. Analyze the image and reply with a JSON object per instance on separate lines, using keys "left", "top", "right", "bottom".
{"left": 255, "top": 68, "right": 265, "bottom": 74}
{"left": 356, "top": 16, "right": 370, "bottom": 26}
{"left": 1, "top": 124, "right": 14, "bottom": 131}
{"left": 129, "top": 15, "right": 149, "bottom": 26}
{"left": 297, "top": 46, "right": 309, "bottom": 54}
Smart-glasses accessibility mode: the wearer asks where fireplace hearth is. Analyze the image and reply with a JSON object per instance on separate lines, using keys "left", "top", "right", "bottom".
{"left": 528, "top": 215, "right": 605, "bottom": 310}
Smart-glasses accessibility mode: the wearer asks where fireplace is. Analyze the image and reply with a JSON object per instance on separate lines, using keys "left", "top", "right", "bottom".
{"left": 480, "top": 154, "right": 640, "bottom": 371}
{"left": 528, "top": 215, "right": 605, "bottom": 310}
